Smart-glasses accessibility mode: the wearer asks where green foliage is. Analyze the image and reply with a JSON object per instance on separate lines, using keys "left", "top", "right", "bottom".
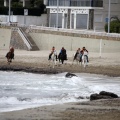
{"left": 0, "top": 0, "right": 4, "bottom": 7}
{"left": 0, "top": 6, "right": 45, "bottom": 16}
{"left": 34, "top": 0, "right": 43, "bottom": 7}
{"left": 30, "top": 0, "right": 43, "bottom": 8}
{"left": 105, "top": 20, "right": 120, "bottom": 33}
{"left": 0, "top": 0, "right": 45, "bottom": 15}
{"left": 0, "top": 7, "right": 8, "bottom": 15}
{"left": 11, "top": 2, "right": 23, "bottom": 8}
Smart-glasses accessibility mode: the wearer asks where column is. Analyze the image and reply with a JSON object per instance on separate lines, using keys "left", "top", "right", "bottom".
{"left": 23, "top": 0, "right": 25, "bottom": 7}
{"left": 87, "top": 10, "right": 89, "bottom": 30}
{"left": 62, "top": 13, "right": 64, "bottom": 29}
{"left": 4, "top": 0, "right": 7, "bottom": 7}
{"left": 70, "top": 13, "right": 72, "bottom": 29}
{"left": 74, "top": 13, "right": 76, "bottom": 29}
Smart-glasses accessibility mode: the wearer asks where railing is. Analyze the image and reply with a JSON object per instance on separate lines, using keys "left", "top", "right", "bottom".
{"left": 1, "top": 22, "right": 120, "bottom": 39}
{"left": 48, "top": 0, "right": 103, "bottom": 7}
{"left": 17, "top": 28, "right": 32, "bottom": 50}
{"left": 29, "top": 25, "right": 120, "bottom": 38}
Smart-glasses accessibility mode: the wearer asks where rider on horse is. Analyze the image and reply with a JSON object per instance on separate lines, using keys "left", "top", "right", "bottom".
{"left": 58, "top": 47, "right": 67, "bottom": 64}
{"left": 6, "top": 47, "right": 14, "bottom": 63}
{"left": 48, "top": 46, "right": 57, "bottom": 61}
{"left": 74, "top": 48, "right": 82, "bottom": 61}
{"left": 81, "top": 47, "right": 89, "bottom": 62}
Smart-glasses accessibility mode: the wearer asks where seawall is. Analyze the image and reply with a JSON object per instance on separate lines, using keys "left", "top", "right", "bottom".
{"left": 0, "top": 27, "right": 120, "bottom": 53}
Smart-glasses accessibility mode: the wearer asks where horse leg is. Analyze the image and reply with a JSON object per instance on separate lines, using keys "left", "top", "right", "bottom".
{"left": 62, "top": 59, "right": 64, "bottom": 64}
{"left": 54, "top": 59, "right": 57, "bottom": 66}
{"left": 7, "top": 58, "right": 11, "bottom": 65}
{"left": 85, "top": 56, "right": 88, "bottom": 67}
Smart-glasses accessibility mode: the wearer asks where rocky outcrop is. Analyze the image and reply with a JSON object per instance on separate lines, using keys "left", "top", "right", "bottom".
{"left": 99, "top": 91, "right": 118, "bottom": 98}
{"left": 90, "top": 91, "right": 119, "bottom": 101}
{"left": 65, "top": 72, "right": 77, "bottom": 78}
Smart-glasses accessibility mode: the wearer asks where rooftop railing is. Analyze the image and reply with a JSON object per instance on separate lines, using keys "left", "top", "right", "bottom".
{"left": 48, "top": 0, "right": 103, "bottom": 7}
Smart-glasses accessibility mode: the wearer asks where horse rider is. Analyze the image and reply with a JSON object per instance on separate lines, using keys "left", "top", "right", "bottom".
{"left": 59, "top": 47, "right": 67, "bottom": 60}
{"left": 81, "top": 47, "right": 89, "bottom": 62}
{"left": 48, "top": 46, "right": 57, "bottom": 61}
{"left": 10, "top": 47, "right": 14, "bottom": 54}
{"left": 10, "top": 47, "right": 14, "bottom": 59}
{"left": 6, "top": 47, "right": 14, "bottom": 63}
{"left": 74, "top": 48, "right": 82, "bottom": 61}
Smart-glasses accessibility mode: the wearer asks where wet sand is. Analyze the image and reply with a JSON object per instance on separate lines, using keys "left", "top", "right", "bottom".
{"left": 0, "top": 50, "right": 120, "bottom": 120}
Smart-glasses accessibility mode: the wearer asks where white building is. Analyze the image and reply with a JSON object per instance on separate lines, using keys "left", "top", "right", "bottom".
{"left": 45, "top": 0, "right": 120, "bottom": 30}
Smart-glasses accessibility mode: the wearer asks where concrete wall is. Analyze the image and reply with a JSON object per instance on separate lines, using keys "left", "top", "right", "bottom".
{"left": 0, "top": 14, "right": 47, "bottom": 26}
{"left": 29, "top": 32, "right": 120, "bottom": 53}
{"left": 0, "top": 28, "right": 11, "bottom": 49}
{"left": 0, "top": 27, "right": 120, "bottom": 53}
{"left": 17, "top": 14, "right": 47, "bottom": 26}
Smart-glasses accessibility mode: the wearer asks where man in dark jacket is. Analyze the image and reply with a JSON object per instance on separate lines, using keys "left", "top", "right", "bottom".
{"left": 58, "top": 47, "right": 67, "bottom": 64}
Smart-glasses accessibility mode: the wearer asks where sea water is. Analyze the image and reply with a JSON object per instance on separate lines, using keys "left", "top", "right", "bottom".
{"left": 0, "top": 71, "right": 120, "bottom": 112}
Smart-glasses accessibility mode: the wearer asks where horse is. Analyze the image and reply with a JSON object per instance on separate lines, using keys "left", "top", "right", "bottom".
{"left": 82, "top": 51, "right": 88, "bottom": 68}
{"left": 72, "top": 53, "right": 82, "bottom": 65}
{"left": 58, "top": 52, "right": 67, "bottom": 64}
{"left": 6, "top": 52, "right": 14, "bottom": 64}
{"left": 73, "top": 51, "right": 88, "bottom": 68}
{"left": 48, "top": 51, "right": 57, "bottom": 68}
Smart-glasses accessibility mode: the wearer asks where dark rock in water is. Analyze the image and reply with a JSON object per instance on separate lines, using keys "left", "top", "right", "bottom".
{"left": 90, "top": 91, "right": 119, "bottom": 101}
{"left": 65, "top": 72, "right": 77, "bottom": 78}
{"left": 90, "top": 93, "right": 112, "bottom": 101}
{"left": 99, "top": 91, "right": 118, "bottom": 98}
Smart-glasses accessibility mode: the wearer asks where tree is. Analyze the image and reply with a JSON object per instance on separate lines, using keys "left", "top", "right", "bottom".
{"left": 30, "top": 0, "right": 43, "bottom": 8}
{"left": 11, "top": 0, "right": 22, "bottom": 8}
{"left": 105, "top": 17, "right": 120, "bottom": 33}
{"left": 0, "top": 0, "right": 4, "bottom": 7}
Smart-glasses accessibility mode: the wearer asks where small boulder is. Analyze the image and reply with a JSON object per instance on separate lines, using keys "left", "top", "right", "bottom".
{"left": 65, "top": 72, "right": 77, "bottom": 78}
{"left": 99, "top": 91, "right": 118, "bottom": 98}
{"left": 90, "top": 93, "right": 112, "bottom": 101}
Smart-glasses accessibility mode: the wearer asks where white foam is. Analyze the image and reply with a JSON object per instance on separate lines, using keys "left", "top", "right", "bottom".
{"left": 0, "top": 71, "right": 120, "bottom": 112}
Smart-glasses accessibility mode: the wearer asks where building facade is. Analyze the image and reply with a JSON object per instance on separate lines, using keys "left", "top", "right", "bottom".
{"left": 45, "top": 0, "right": 120, "bottom": 30}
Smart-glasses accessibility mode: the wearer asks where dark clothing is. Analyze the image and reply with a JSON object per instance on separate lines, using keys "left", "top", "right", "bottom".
{"left": 6, "top": 52, "right": 14, "bottom": 59}
{"left": 58, "top": 48, "right": 67, "bottom": 64}
{"left": 60, "top": 49, "right": 67, "bottom": 60}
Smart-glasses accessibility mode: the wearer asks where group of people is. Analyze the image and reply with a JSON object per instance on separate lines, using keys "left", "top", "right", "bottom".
{"left": 48, "top": 46, "right": 67, "bottom": 62}
{"left": 6, "top": 46, "right": 89, "bottom": 64}
{"left": 74, "top": 47, "right": 89, "bottom": 62}
{"left": 48, "top": 46, "right": 89, "bottom": 63}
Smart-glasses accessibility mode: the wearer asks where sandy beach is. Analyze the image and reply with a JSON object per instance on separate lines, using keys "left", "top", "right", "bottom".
{"left": 0, "top": 49, "right": 120, "bottom": 120}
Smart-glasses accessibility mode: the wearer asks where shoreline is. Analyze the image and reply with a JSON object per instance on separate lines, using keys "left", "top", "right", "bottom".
{"left": 0, "top": 50, "right": 120, "bottom": 77}
{"left": 0, "top": 61, "right": 120, "bottom": 77}
{"left": 0, "top": 50, "right": 120, "bottom": 120}
{"left": 0, "top": 98, "right": 120, "bottom": 120}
